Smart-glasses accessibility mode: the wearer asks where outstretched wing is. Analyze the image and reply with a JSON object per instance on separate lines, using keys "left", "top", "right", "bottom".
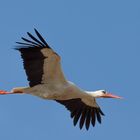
{"left": 56, "top": 98, "right": 104, "bottom": 130}
{"left": 16, "top": 29, "right": 66, "bottom": 87}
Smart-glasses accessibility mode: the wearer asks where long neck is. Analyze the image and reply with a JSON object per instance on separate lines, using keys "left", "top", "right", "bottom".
{"left": 86, "top": 91, "right": 102, "bottom": 98}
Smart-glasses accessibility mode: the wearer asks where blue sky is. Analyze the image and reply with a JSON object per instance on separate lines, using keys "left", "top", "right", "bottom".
{"left": 0, "top": 0, "right": 140, "bottom": 139}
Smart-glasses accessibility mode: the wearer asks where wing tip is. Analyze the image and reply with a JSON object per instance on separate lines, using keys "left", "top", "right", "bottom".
{"left": 55, "top": 99, "right": 105, "bottom": 130}
{"left": 15, "top": 29, "right": 51, "bottom": 49}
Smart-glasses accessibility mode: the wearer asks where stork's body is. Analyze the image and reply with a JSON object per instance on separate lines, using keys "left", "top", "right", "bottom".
{"left": 21, "top": 81, "right": 85, "bottom": 100}
{"left": 13, "top": 81, "right": 98, "bottom": 107}
{"left": 0, "top": 29, "right": 122, "bottom": 130}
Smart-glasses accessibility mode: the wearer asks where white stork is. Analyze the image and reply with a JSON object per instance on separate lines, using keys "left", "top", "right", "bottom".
{"left": 0, "top": 29, "right": 122, "bottom": 130}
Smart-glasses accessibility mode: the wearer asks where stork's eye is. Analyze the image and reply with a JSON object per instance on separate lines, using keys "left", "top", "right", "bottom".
{"left": 102, "top": 91, "right": 106, "bottom": 94}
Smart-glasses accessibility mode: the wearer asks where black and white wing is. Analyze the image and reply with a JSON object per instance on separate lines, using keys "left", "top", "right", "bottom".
{"left": 16, "top": 29, "right": 66, "bottom": 87}
{"left": 56, "top": 98, "right": 104, "bottom": 130}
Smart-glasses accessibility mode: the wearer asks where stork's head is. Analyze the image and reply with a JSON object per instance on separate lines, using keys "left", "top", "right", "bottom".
{"left": 89, "top": 90, "right": 122, "bottom": 99}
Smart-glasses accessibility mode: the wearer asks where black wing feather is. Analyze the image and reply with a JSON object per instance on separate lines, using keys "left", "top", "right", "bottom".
{"left": 79, "top": 108, "right": 87, "bottom": 129}
{"left": 27, "top": 32, "right": 45, "bottom": 47}
{"left": 85, "top": 108, "right": 91, "bottom": 130}
{"left": 16, "top": 42, "right": 37, "bottom": 47}
{"left": 56, "top": 98, "right": 104, "bottom": 130}
{"left": 95, "top": 108, "right": 102, "bottom": 124}
{"left": 73, "top": 107, "right": 83, "bottom": 126}
{"left": 34, "top": 28, "right": 50, "bottom": 48}
{"left": 21, "top": 37, "right": 42, "bottom": 47}
{"left": 15, "top": 29, "right": 51, "bottom": 87}
{"left": 91, "top": 109, "right": 96, "bottom": 127}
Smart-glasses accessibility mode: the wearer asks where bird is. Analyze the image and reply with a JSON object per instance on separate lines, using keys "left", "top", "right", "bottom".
{"left": 0, "top": 29, "right": 122, "bottom": 130}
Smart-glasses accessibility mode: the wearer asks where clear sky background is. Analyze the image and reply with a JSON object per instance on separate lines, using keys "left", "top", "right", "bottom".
{"left": 0, "top": 0, "right": 140, "bottom": 139}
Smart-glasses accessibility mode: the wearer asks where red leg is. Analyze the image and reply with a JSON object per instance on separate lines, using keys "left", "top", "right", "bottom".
{"left": 0, "top": 90, "right": 11, "bottom": 95}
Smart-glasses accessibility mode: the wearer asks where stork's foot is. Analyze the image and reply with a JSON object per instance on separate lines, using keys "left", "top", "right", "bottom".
{"left": 0, "top": 90, "right": 11, "bottom": 95}
{"left": 0, "top": 88, "right": 24, "bottom": 95}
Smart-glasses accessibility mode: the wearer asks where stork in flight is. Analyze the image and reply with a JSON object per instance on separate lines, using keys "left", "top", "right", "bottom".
{"left": 0, "top": 29, "right": 122, "bottom": 130}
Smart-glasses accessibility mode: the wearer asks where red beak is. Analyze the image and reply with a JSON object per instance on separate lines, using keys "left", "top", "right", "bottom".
{"left": 103, "top": 93, "right": 123, "bottom": 99}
